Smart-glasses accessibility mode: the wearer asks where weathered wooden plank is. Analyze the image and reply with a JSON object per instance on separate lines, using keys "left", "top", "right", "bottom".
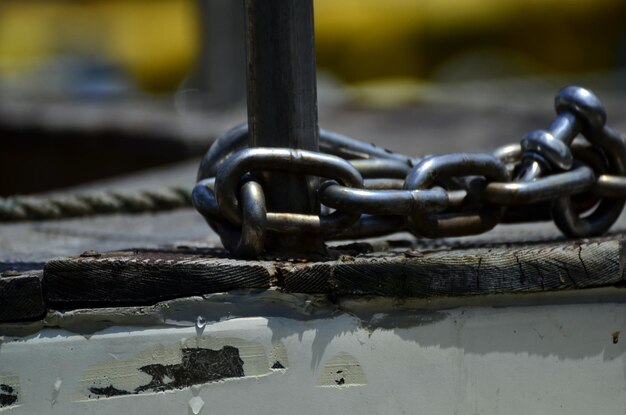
{"left": 42, "top": 236, "right": 626, "bottom": 308}
{"left": 325, "top": 239, "right": 626, "bottom": 297}
{"left": 45, "top": 250, "right": 271, "bottom": 307}
{"left": 279, "top": 263, "right": 332, "bottom": 294}
{"left": 0, "top": 271, "right": 45, "bottom": 322}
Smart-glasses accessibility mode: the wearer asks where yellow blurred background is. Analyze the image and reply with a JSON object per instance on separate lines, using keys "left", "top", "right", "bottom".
{"left": 0, "top": 0, "right": 625, "bottom": 93}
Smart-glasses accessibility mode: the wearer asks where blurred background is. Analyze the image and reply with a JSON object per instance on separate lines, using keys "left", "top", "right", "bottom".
{"left": 2, "top": 0, "right": 626, "bottom": 196}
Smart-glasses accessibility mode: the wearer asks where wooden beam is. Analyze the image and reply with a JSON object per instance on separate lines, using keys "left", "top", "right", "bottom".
{"left": 45, "top": 250, "right": 272, "bottom": 307}
{"left": 43, "top": 237, "right": 626, "bottom": 308}
{"left": 0, "top": 271, "right": 45, "bottom": 322}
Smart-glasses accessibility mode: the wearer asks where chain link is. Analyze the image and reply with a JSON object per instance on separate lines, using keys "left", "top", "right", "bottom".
{"left": 193, "top": 86, "right": 626, "bottom": 257}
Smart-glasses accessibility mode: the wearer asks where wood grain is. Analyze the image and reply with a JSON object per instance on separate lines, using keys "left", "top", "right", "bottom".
{"left": 325, "top": 239, "right": 626, "bottom": 297}
{"left": 0, "top": 271, "right": 45, "bottom": 322}
{"left": 45, "top": 250, "right": 271, "bottom": 307}
{"left": 42, "top": 236, "right": 626, "bottom": 308}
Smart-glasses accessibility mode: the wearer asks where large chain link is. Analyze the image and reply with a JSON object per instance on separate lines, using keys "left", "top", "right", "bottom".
{"left": 193, "top": 86, "right": 626, "bottom": 257}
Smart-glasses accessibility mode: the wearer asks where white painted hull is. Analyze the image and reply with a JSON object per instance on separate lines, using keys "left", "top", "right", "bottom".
{"left": 1, "top": 291, "right": 625, "bottom": 414}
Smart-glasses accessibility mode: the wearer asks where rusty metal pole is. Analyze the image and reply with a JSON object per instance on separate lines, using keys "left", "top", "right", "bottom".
{"left": 244, "top": 0, "right": 324, "bottom": 254}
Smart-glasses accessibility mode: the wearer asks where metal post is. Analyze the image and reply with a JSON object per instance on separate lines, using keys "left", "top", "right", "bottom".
{"left": 244, "top": 0, "right": 324, "bottom": 254}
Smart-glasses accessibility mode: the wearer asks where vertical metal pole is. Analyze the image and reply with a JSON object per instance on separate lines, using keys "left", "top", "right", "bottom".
{"left": 244, "top": 0, "right": 323, "bottom": 254}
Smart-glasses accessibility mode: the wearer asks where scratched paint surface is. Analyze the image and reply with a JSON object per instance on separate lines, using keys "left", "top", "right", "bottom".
{"left": 0, "top": 300, "right": 624, "bottom": 414}
{"left": 78, "top": 336, "right": 272, "bottom": 400}
{"left": 316, "top": 352, "right": 367, "bottom": 387}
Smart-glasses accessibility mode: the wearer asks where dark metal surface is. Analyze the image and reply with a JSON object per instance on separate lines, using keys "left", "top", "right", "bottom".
{"left": 552, "top": 125, "right": 626, "bottom": 236}
{"left": 404, "top": 153, "right": 509, "bottom": 238}
{"left": 320, "top": 183, "right": 448, "bottom": 216}
{"left": 218, "top": 180, "right": 267, "bottom": 258}
{"left": 196, "top": 125, "right": 411, "bottom": 181}
{"left": 516, "top": 87, "right": 599, "bottom": 179}
{"left": 509, "top": 86, "right": 626, "bottom": 237}
{"left": 194, "top": 147, "right": 363, "bottom": 257}
{"left": 244, "top": 0, "right": 322, "bottom": 254}
{"left": 594, "top": 175, "right": 626, "bottom": 198}
{"left": 195, "top": 78, "right": 626, "bottom": 257}
{"left": 214, "top": 148, "right": 362, "bottom": 225}
{"left": 483, "top": 166, "right": 595, "bottom": 205}
{"left": 349, "top": 159, "right": 412, "bottom": 179}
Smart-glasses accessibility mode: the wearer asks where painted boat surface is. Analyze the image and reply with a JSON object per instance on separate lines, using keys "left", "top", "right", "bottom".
{"left": 1, "top": 289, "right": 625, "bottom": 414}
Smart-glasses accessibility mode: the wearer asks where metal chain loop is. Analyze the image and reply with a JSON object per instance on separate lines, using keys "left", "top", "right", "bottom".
{"left": 194, "top": 86, "right": 626, "bottom": 257}
{"left": 319, "top": 182, "right": 448, "bottom": 216}
{"left": 403, "top": 153, "right": 509, "bottom": 238}
{"left": 552, "top": 126, "right": 626, "bottom": 236}
{"left": 214, "top": 148, "right": 363, "bottom": 233}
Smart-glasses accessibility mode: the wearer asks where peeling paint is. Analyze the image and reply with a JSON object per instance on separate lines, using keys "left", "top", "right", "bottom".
{"left": 77, "top": 336, "right": 273, "bottom": 401}
{"left": 0, "top": 302, "right": 624, "bottom": 414}
{"left": 88, "top": 346, "right": 243, "bottom": 397}
{"left": 0, "top": 374, "right": 19, "bottom": 410}
{"left": 316, "top": 353, "right": 366, "bottom": 388}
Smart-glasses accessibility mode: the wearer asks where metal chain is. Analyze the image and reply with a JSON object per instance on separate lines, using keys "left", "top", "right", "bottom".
{"left": 193, "top": 86, "right": 626, "bottom": 258}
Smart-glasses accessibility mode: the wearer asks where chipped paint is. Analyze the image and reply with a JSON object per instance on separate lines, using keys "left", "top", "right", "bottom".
{"left": 0, "top": 374, "right": 19, "bottom": 410}
{"left": 270, "top": 341, "right": 289, "bottom": 371}
{"left": 51, "top": 377, "right": 62, "bottom": 407}
{"left": 316, "top": 352, "right": 366, "bottom": 388}
{"left": 0, "top": 300, "right": 624, "bottom": 414}
{"left": 3, "top": 287, "right": 626, "bottom": 338}
{"left": 188, "top": 396, "right": 204, "bottom": 414}
{"left": 77, "top": 336, "right": 272, "bottom": 400}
